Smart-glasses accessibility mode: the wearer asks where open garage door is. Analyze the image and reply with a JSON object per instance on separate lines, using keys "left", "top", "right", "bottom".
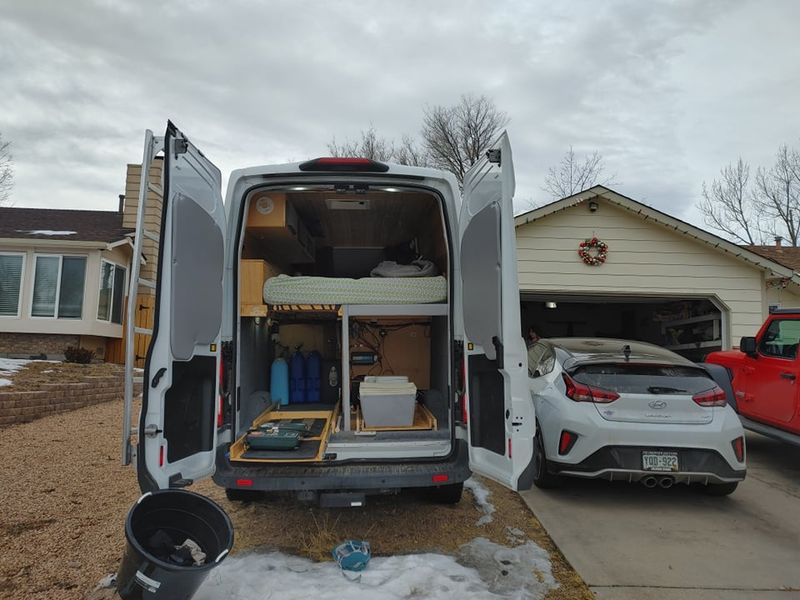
{"left": 520, "top": 293, "right": 728, "bottom": 361}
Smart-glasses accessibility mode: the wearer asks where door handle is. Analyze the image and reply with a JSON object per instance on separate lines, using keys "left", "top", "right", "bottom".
{"left": 780, "top": 372, "right": 796, "bottom": 381}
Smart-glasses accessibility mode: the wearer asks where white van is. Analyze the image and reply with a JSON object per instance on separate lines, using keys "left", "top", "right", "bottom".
{"left": 126, "top": 121, "right": 535, "bottom": 506}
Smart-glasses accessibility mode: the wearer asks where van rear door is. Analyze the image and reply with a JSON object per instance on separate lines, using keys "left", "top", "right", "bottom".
{"left": 459, "top": 132, "right": 535, "bottom": 490}
{"left": 138, "top": 122, "right": 226, "bottom": 492}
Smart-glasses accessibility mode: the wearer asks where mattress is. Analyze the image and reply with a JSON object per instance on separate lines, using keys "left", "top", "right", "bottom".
{"left": 263, "top": 274, "right": 447, "bottom": 305}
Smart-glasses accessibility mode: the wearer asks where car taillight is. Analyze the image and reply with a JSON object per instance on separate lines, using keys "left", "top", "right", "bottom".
{"left": 562, "top": 373, "right": 619, "bottom": 403}
{"left": 559, "top": 430, "right": 578, "bottom": 455}
{"left": 732, "top": 436, "right": 745, "bottom": 462}
{"left": 298, "top": 157, "right": 390, "bottom": 172}
{"left": 693, "top": 386, "right": 727, "bottom": 407}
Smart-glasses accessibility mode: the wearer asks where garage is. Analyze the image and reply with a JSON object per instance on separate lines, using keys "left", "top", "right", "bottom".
{"left": 521, "top": 293, "right": 724, "bottom": 361}
{"left": 514, "top": 186, "right": 800, "bottom": 357}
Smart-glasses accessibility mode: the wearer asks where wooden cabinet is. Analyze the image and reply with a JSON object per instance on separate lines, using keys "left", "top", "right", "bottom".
{"left": 246, "top": 192, "right": 315, "bottom": 263}
{"left": 240, "top": 259, "right": 282, "bottom": 316}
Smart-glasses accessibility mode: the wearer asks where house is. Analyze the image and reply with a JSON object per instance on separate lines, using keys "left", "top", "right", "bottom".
{"left": 0, "top": 203, "right": 135, "bottom": 359}
{"left": 514, "top": 186, "right": 800, "bottom": 360}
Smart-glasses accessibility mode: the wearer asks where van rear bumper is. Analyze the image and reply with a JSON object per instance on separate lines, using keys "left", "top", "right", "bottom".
{"left": 212, "top": 439, "right": 471, "bottom": 492}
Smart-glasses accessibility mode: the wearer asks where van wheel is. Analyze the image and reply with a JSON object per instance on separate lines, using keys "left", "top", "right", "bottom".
{"left": 703, "top": 482, "right": 738, "bottom": 496}
{"left": 533, "top": 426, "right": 561, "bottom": 489}
{"left": 225, "top": 488, "right": 263, "bottom": 503}
{"left": 429, "top": 482, "right": 464, "bottom": 504}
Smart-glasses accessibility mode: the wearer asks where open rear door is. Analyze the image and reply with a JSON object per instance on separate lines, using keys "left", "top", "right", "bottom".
{"left": 460, "top": 132, "right": 534, "bottom": 490}
{"left": 137, "top": 122, "right": 226, "bottom": 491}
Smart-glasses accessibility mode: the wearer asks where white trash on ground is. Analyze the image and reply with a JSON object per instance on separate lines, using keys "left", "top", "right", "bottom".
{"left": 194, "top": 538, "right": 556, "bottom": 600}
{"left": 464, "top": 477, "right": 496, "bottom": 525}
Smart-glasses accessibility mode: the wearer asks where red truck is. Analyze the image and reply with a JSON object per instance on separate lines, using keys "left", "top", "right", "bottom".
{"left": 706, "top": 308, "right": 800, "bottom": 445}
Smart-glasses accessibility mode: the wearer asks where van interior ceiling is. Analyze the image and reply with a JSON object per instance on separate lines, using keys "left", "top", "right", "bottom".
{"left": 232, "top": 185, "right": 452, "bottom": 464}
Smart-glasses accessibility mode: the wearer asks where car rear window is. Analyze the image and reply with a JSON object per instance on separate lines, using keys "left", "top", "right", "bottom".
{"left": 571, "top": 364, "right": 716, "bottom": 395}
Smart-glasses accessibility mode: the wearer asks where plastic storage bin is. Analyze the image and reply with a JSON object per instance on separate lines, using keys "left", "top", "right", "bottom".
{"left": 359, "top": 377, "right": 417, "bottom": 427}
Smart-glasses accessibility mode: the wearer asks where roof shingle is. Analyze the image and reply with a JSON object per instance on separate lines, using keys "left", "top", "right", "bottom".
{"left": 743, "top": 245, "right": 800, "bottom": 273}
{"left": 0, "top": 207, "right": 132, "bottom": 243}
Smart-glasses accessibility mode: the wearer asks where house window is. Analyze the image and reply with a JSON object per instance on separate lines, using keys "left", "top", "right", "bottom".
{"left": 97, "top": 261, "right": 126, "bottom": 324}
{"left": 31, "top": 255, "right": 87, "bottom": 318}
{"left": 0, "top": 253, "right": 24, "bottom": 316}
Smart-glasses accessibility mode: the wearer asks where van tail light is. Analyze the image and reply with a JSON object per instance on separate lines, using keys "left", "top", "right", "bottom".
{"left": 298, "top": 157, "right": 389, "bottom": 172}
{"left": 562, "top": 373, "right": 619, "bottom": 403}
{"left": 559, "top": 430, "right": 578, "bottom": 455}
{"left": 732, "top": 436, "right": 745, "bottom": 462}
{"left": 432, "top": 474, "right": 449, "bottom": 483}
{"left": 236, "top": 479, "right": 253, "bottom": 487}
{"left": 693, "top": 386, "right": 727, "bottom": 407}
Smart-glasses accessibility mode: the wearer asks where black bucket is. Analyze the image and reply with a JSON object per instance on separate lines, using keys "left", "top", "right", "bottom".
{"left": 116, "top": 490, "right": 234, "bottom": 600}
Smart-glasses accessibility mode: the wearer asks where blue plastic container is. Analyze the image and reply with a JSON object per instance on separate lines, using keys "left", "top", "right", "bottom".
{"left": 270, "top": 358, "right": 289, "bottom": 406}
{"left": 289, "top": 351, "right": 306, "bottom": 404}
{"left": 306, "top": 351, "right": 322, "bottom": 403}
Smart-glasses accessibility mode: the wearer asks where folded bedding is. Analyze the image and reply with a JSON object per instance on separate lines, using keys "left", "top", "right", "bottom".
{"left": 263, "top": 274, "right": 447, "bottom": 305}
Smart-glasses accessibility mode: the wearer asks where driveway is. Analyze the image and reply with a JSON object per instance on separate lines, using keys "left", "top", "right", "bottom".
{"left": 520, "top": 432, "right": 800, "bottom": 599}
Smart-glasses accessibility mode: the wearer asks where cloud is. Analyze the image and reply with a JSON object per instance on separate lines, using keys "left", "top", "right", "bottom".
{"left": 0, "top": 0, "right": 798, "bottom": 234}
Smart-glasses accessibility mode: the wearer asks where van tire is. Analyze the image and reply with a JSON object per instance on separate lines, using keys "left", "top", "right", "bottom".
{"left": 703, "top": 482, "right": 738, "bottom": 496}
{"left": 225, "top": 488, "right": 263, "bottom": 503}
{"left": 429, "top": 482, "right": 464, "bottom": 504}
{"left": 533, "top": 426, "right": 562, "bottom": 489}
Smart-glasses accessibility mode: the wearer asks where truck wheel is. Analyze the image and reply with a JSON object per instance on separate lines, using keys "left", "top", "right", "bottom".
{"left": 703, "top": 482, "right": 738, "bottom": 496}
{"left": 429, "top": 482, "right": 464, "bottom": 504}
{"left": 225, "top": 488, "right": 263, "bottom": 503}
{"left": 533, "top": 426, "right": 562, "bottom": 489}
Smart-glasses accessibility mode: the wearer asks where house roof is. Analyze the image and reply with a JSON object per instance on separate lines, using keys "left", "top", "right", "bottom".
{"left": 743, "top": 245, "right": 800, "bottom": 273}
{"left": 514, "top": 185, "right": 800, "bottom": 285}
{"left": 0, "top": 207, "right": 132, "bottom": 244}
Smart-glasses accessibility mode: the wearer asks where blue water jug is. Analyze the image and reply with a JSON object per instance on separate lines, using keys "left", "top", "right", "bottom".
{"left": 290, "top": 351, "right": 306, "bottom": 404}
{"left": 306, "top": 351, "right": 322, "bottom": 403}
{"left": 270, "top": 358, "right": 289, "bottom": 406}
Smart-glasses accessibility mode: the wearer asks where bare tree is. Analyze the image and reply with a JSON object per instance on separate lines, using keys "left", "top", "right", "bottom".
{"left": 698, "top": 158, "right": 762, "bottom": 245}
{"left": 754, "top": 145, "right": 800, "bottom": 245}
{"left": 542, "top": 146, "right": 614, "bottom": 200}
{"left": 327, "top": 126, "right": 430, "bottom": 167}
{"left": 421, "top": 94, "right": 508, "bottom": 184}
{"left": 0, "top": 133, "right": 13, "bottom": 205}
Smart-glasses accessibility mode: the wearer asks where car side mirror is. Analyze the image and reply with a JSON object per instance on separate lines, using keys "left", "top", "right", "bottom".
{"left": 740, "top": 336, "right": 757, "bottom": 356}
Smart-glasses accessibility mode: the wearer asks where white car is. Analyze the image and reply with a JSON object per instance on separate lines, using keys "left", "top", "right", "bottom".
{"left": 528, "top": 338, "right": 746, "bottom": 495}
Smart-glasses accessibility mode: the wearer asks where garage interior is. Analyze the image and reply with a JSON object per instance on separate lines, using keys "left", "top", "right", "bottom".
{"left": 521, "top": 294, "right": 724, "bottom": 361}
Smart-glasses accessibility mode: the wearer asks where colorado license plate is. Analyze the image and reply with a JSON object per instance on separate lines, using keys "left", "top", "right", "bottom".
{"left": 642, "top": 451, "right": 679, "bottom": 472}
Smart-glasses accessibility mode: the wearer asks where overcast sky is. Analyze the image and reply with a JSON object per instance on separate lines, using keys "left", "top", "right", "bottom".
{"left": 1, "top": 0, "right": 798, "bottom": 228}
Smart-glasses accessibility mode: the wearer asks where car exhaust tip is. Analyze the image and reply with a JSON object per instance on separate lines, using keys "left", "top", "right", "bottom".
{"left": 642, "top": 476, "right": 658, "bottom": 488}
{"left": 659, "top": 477, "right": 675, "bottom": 489}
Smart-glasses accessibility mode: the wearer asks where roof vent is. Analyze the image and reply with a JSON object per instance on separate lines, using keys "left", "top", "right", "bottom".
{"left": 325, "top": 198, "right": 371, "bottom": 210}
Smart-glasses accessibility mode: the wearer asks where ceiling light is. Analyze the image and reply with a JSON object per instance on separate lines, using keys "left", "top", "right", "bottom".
{"left": 545, "top": 301, "right": 557, "bottom": 309}
{"left": 291, "top": 186, "right": 309, "bottom": 191}
{"left": 383, "top": 187, "right": 400, "bottom": 192}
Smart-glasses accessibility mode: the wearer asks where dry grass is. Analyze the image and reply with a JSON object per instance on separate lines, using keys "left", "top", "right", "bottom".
{"left": 0, "top": 397, "right": 592, "bottom": 600}
{"left": 1, "top": 361, "right": 124, "bottom": 392}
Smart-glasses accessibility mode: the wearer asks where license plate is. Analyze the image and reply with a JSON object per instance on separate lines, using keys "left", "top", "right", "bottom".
{"left": 642, "top": 451, "right": 679, "bottom": 472}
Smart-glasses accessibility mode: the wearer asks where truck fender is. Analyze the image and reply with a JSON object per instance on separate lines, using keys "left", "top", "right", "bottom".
{"left": 697, "top": 362, "right": 737, "bottom": 412}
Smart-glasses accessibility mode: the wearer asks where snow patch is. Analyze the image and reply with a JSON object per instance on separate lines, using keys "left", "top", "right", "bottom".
{"left": 18, "top": 229, "right": 77, "bottom": 235}
{"left": 464, "top": 477, "right": 496, "bottom": 525}
{"left": 0, "top": 358, "right": 31, "bottom": 384}
{"left": 196, "top": 540, "right": 556, "bottom": 600}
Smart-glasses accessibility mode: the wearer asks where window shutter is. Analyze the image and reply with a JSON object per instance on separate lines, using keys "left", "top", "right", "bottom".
{"left": 0, "top": 255, "right": 23, "bottom": 316}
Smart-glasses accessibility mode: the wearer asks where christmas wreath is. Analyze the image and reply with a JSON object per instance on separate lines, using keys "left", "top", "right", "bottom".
{"left": 578, "top": 237, "right": 608, "bottom": 266}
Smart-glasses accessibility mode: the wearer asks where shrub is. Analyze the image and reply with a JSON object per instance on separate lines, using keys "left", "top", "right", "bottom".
{"left": 64, "top": 346, "right": 95, "bottom": 364}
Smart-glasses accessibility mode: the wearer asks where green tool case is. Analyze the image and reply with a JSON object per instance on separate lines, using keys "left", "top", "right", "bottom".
{"left": 244, "top": 422, "right": 308, "bottom": 451}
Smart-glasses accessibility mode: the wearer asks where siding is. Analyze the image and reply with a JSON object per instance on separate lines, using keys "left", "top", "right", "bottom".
{"left": 123, "top": 159, "right": 164, "bottom": 289}
{"left": 515, "top": 199, "right": 766, "bottom": 346}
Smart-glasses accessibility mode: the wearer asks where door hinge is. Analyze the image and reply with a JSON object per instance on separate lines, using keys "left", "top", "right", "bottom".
{"left": 143, "top": 424, "right": 162, "bottom": 438}
{"left": 486, "top": 148, "right": 501, "bottom": 165}
{"left": 174, "top": 138, "right": 189, "bottom": 157}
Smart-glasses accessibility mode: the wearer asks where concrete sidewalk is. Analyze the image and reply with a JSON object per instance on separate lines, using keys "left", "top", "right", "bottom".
{"left": 520, "top": 432, "right": 800, "bottom": 599}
